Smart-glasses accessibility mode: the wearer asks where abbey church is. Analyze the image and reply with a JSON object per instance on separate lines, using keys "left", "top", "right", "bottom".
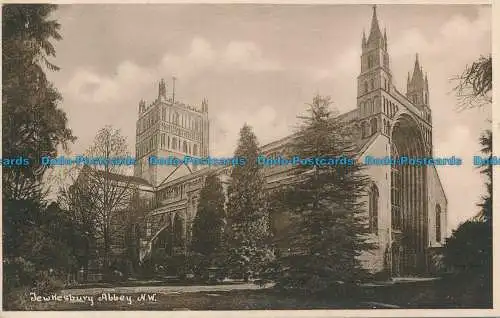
{"left": 128, "top": 6, "right": 447, "bottom": 276}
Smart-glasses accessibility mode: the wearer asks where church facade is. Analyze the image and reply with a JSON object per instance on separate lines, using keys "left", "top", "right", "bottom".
{"left": 133, "top": 6, "right": 447, "bottom": 276}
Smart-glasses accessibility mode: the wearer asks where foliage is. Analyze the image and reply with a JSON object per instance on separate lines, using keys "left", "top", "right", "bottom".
{"left": 475, "top": 129, "right": 492, "bottom": 222}
{"left": 59, "top": 126, "right": 135, "bottom": 272}
{"left": 3, "top": 258, "right": 65, "bottom": 310}
{"left": 122, "top": 192, "right": 150, "bottom": 275}
{"left": 187, "top": 252, "right": 211, "bottom": 278}
{"left": 2, "top": 4, "right": 76, "bottom": 201}
{"left": 191, "top": 173, "right": 226, "bottom": 262}
{"left": 442, "top": 54, "right": 493, "bottom": 305}
{"left": 438, "top": 219, "right": 492, "bottom": 307}
{"left": 224, "top": 124, "right": 271, "bottom": 278}
{"left": 443, "top": 220, "right": 492, "bottom": 275}
{"left": 2, "top": 4, "right": 79, "bottom": 307}
{"left": 3, "top": 199, "right": 83, "bottom": 272}
{"left": 271, "top": 95, "right": 373, "bottom": 291}
{"left": 453, "top": 55, "right": 492, "bottom": 110}
{"left": 2, "top": 200, "right": 81, "bottom": 309}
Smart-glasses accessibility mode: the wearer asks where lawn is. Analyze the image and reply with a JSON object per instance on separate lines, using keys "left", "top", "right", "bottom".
{"left": 6, "top": 274, "right": 492, "bottom": 310}
{"left": 18, "top": 288, "right": 370, "bottom": 310}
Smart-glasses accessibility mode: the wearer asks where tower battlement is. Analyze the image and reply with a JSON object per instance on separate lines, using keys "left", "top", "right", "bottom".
{"left": 138, "top": 78, "right": 208, "bottom": 115}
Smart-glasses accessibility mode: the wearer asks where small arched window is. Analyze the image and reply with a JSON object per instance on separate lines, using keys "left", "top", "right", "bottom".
{"left": 436, "top": 204, "right": 442, "bottom": 243}
{"left": 174, "top": 112, "right": 180, "bottom": 125}
{"left": 368, "top": 55, "right": 374, "bottom": 69}
{"left": 193, "top": 144, "right": 198, "bottom": 156}
{"left": 369, "top": 184, "right": 379, "bottom": 234}
{"left": 370, "top": 79, "right": 375, "bottom": 90}
{"left": 183, "top": 141, "right": 188, "bottom": 153}
{"left": 374, "top": 96, "right": 380, "bottom": 112}
{"left": 172, "top": 137, "right": 177, "bottom": 150}
{"left": 364, "top": 81, "right": 368, "bottom": 93}
{"left": 361, "top": 121, "right": 368, "bottom": 138}
{"left": 370, "top": 117, "right": 378, "bottom": 135}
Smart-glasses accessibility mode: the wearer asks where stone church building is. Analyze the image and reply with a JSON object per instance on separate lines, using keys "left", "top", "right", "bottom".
{"left": 129, "top": 6, "right": 447, "bottom": 276}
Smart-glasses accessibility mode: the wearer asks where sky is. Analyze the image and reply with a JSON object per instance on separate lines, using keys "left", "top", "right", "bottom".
{"left": 47, "top": 4, "right": 492, "bottom": 232}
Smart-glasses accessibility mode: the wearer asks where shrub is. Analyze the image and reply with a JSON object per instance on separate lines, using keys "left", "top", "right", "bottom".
{"left": 32, "top": 271, "right": 65, "bottom": 294}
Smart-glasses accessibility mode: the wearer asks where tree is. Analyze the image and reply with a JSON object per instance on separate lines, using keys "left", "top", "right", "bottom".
{"left": 443, "top": 220, "right": 491, "bottom": 275}
{"left": 2, "top": 4, "right": 75, "bottom": 201}
{"left": 476, "top": 130, "right": 492, "bottom": 223}
{"left": 452, "top": 53, "right": 492, "bottom": 223}
{"left": 2, "top": 5, "right": 78, "bottom": 304}
{"left": 123, "top": 190, "right": 151, "bottom": 275}
{"left": 440, "top": 54, "right": 493, "bottom": 307}
{"left": 191, "top": 173, "right": 226, "bottom": 260}
{"left": 453, "top": 55, "right": 492, "bottom": 110}
{"left": 58, "top": 167, "right": 99, "bottom": 275}
{"left": 65, "top": 126, "right": 135, "bottom": 272}
{"left": 225, "top": 124, "right": 270, "bottom": 279}
{"left": 272, "top": 95, "right": 373, "bottom": 291}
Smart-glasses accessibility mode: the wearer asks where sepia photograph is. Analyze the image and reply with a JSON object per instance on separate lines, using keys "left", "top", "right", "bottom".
{"left": 1, "top": 1, "right": 494, "bottom": 313}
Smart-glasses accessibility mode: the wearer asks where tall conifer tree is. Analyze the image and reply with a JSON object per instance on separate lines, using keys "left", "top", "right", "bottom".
{"left": 191, "top": 173, "right": 226, "bottom": 260}
{"left": 273, "top": 95, "right": 373, "bottom": 290}
{"left": 225, "top": 124, "right": 269, "bottom": 278}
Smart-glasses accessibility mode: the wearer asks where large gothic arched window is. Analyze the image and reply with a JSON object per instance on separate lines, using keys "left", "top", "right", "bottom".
{"left": 369, "top": 184, "right": 379, "bottom": 234}
{"left": 436, "top": 204, "right": 442, "bottom": 243}
{"left": 183, "top": 141, "right": 188, "bottom": 153}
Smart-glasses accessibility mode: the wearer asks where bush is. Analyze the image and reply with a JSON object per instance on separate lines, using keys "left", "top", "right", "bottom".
{"left": 3, "top": 257, "right": 37, "bottom": 292}
{"left": 3, "top": 267, "right": 65, "bottom": 310}
{"left": 186, "top": 253, "right": 209, "bottom": 278}
{"left": 32, "top": 271, "right": 65, "bottom": 294}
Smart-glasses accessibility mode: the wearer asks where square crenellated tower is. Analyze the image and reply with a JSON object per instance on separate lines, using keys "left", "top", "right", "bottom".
{"left": 134, "top": 78, "right": 210, "bottom": 187}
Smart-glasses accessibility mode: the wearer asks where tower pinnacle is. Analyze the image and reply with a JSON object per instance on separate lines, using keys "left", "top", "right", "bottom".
{"left": 201, "top": 98, "right": 208, "bottom": 113}
{"left": 158, "top": 78, "right": 167, "bottom": 101}
{"left": 412, "top": 53, "right": 424, "bottom": 82}
{"left": 407, "top": 53, "right": 429, "bottom": 107}
{"left": 368, "top": 4, "right": 382, "bottom": 42}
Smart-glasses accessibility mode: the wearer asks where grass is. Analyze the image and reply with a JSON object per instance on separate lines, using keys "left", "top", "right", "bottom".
{"left": 18, "top": 288, "right": 368, "bottom": 311}
{"left": 5, "top": 273, "right": 492, "bottom": 310}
